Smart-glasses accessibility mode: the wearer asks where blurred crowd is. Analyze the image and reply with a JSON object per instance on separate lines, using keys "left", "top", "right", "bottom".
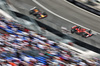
{"left": 0, "top": 14, "right": 99, "bottom": 66}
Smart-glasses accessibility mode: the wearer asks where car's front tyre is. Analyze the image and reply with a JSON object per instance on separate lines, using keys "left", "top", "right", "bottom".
{"left": 82, "top": 33, "right": 87, "bottom": 38}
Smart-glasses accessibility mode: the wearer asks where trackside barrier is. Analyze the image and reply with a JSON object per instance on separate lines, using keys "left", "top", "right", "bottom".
{"left": 58, "top": 42, "right": 100, "bottom": 59}
{"left": 67, "top": 0, "right": 100, "bottom": 16}
{"left": 59, "top": 43, "right": 84, "bottom": 53}
{"left": 58, "top": 42, "right": 85, "bottom": 55}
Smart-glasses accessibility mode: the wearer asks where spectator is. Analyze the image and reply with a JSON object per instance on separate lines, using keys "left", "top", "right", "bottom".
{"left": 0, "top": 13, "right": 99, "bottom": 66}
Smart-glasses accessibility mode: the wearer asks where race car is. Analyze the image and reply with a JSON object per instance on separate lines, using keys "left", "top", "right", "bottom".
{"left": 71, "top": 25, "right": 93, "bottom": 38}
{"left": 29, "top": 7, "right": 48, "bottom": 19}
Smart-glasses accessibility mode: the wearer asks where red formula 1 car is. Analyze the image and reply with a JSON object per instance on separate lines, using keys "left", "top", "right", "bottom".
{"left": 29, "top": 7, "right": 48, "bottom": 19}
{"left": 71, "top": 25, "right": 93, "bottom": 38}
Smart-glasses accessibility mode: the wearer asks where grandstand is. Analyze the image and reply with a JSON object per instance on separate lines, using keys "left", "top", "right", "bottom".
{"left": 0, "top": 0, "right": 99, "bottom": 66}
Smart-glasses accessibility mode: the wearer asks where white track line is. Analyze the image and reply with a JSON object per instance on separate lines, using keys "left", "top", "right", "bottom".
{"left": 32, "top": 0, "right": 100, "bottom": 34}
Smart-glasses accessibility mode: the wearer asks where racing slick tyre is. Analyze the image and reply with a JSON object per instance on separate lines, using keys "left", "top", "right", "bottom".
{"left": 43, "top": 12, "right": 47, "bottom": 15}
{"left": 71, "top": 29, "right": 75, "bottom": 34}
{"left": 36, "top": 15, "right": 41, "bottom": 19}
{"left": 82, "top": 33, "right": 87, "bottom": 38}
{"left": 43, "top": 12, "right": 48, "bottom": 17}
{"left": 87, "top": 30, "right": 92, "bottom": 33}
{"left": 29, "top": 10, "right": 33, "bottom": 15}
{"left": 33, "top": 13, "right": 37, "bottom": 16}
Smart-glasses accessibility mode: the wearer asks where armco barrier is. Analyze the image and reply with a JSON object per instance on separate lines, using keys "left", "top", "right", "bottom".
{"left": 67, "top": 0, "right": 100, "bottom": 16}
{"left": 58, "top": 42, "right": 100, "bottom": 59}
{"left": 11, "top": 11, "right": 100, "bottom": 54}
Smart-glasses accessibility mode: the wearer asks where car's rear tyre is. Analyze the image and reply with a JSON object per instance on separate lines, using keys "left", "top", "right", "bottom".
{"left": 36, "top": 15, "right": 41, "bottom": 19}
{"left": 43, "top": 12, "right": 48, "bottom": 17}
{"left": 82, "top": 33, "right": 87, "bottom": 37}
{"left": 71, "top": 29, "right": 75, "bottom": 33}
{"left": 29, "top": 10, "right": 33, "bottom": 15}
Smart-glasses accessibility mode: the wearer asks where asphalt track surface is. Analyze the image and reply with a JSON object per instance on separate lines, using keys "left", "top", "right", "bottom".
{"left": 9, "top": 0, "right": 100, "bottom": 48}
